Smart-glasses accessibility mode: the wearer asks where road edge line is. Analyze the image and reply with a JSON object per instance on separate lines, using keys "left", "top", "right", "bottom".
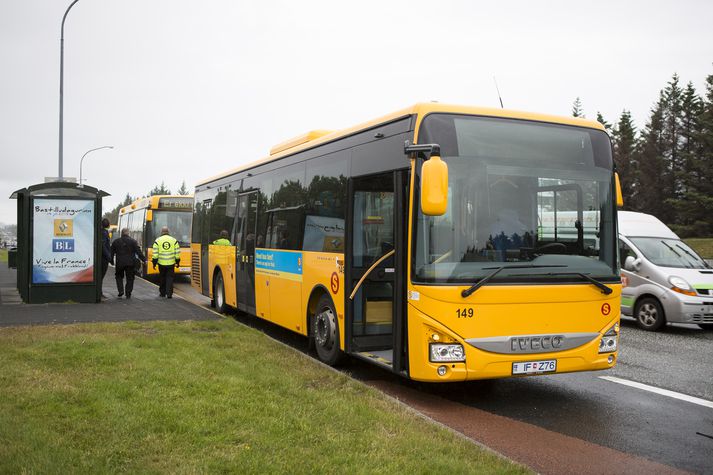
{"left": 599, "top": 375, "right": 713, "bottom": 409}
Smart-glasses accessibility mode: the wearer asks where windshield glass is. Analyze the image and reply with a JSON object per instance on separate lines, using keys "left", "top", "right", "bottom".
{"left": 150, "top": 211, "right": 192, "bottom": 247}
{"left": 414, "top": 114, "right": 618, "bottom": 284}
{"left": 630, "top": 237, "right": 709, "bottom": 269}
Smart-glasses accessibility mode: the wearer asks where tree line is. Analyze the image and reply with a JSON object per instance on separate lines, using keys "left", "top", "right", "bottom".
{"left": 578, "top": 68, "right": 713, "bottom": 238}
{"left": 103, "top": 180, "right": 189, "bottom": 224}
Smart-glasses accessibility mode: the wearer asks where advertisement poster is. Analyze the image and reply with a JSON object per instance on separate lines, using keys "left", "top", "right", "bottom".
{"left": 32, "top": 199, "right": 95, "bottom": 284}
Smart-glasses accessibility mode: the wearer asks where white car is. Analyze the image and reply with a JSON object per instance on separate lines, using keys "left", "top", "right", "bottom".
{"left": 619, "top": 211, "right": 713, "bottom": 331}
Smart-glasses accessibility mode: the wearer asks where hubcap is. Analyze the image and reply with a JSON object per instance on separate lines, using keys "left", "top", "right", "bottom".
{"left": 216, "top": 278, "right": 224, "bottom": 308}
{"left": 638, "top": 303, "right": 658, "bottom": 326}
{"left": 315, "top": 307, "right": 336, "bottom": 349}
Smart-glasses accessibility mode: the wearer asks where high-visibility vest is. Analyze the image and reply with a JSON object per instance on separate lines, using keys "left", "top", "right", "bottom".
{"left": 212, "top": 238, "right": 231, "bottom": 246}
{"left": 153, "top": 234, "right": 180, "bottom": 265}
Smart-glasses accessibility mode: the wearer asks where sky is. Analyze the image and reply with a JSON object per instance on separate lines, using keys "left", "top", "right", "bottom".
{"left": 1, "top": 0, "right": 712, "bottom": 225}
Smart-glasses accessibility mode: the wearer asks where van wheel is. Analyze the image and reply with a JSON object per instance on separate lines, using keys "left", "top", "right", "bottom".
{"left": 312, "top": 294, "right": 344, "bottom": 366}
{"left": 634, "top": 297, "right": 666, "bottom": 331}
{"left": 213, "top": 272, "right": 227, "bottom": 314}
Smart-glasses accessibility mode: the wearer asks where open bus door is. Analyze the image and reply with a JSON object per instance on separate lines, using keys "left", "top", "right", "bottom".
{"left": 346, "top": 171, "right": 407, "bottom": 375}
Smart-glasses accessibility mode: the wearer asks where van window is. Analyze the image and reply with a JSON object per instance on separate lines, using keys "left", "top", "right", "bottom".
{"left": 629, "top": 237, "right": 709, "bottom": 269}
{"left": 619, "top": 239, "right": 638, "bottom": 265}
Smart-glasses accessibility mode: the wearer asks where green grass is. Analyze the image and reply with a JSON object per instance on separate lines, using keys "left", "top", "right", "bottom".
{"left": 685, "top": 238, "right": 713, "bottom": 259}
{"left": 0, "top": 248, "right": 7, "bottom": 263}
{"left": 0, "top": 320, "right": 528, "bottom": 474}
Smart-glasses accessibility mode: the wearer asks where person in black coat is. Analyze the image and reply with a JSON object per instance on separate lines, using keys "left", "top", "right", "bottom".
{"left": 101, "top": 218, "right": 112, "bottom": 298}
{"left": 110, "top": 228, "right": 146, "bottom": 299}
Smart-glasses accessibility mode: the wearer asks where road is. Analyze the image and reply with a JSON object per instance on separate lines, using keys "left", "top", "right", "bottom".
{"left": 173, "top": 279, "right": 713, "bottom": 474}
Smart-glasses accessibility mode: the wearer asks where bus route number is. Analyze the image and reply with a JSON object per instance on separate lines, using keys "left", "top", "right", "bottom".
{"left": 456, "top": 307, "right": 474, "bottom": 318}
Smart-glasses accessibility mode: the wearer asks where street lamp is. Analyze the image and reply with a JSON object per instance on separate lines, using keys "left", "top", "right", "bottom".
{"left": 79, "top": 146, "right": 113, "bottom": 187}
{"left": 58, "top": 0, "right": 81, "bottom": 180}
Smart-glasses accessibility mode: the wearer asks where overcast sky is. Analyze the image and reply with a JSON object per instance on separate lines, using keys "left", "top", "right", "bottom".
{"left": 1, "top": 0, "right": 712, "bottom": 225}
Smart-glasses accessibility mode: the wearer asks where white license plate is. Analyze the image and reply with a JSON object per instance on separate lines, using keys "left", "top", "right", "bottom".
{"left": 179, "top": 267, "right": 191, "bottom": 273}
{"left": 512, "top": 359, "right": 557, "bottom": 375}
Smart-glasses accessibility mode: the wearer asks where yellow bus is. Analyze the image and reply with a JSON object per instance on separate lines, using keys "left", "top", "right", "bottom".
{"left": 191, "top": 103, "right": 622, "bottom": 382}
{"left": 117, "top": 195, "right": 193, "bottom": 278}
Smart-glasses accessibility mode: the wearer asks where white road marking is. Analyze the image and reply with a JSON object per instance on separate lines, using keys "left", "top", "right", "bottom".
{"left": 599, "top": 376, "right": 713, "bottom": 409}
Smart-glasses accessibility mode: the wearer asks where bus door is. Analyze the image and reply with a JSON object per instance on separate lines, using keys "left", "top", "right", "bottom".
{"left": 346, "top": 171, "right": 407, "bottom": 373}
{"left": 200, "top": 199, "right": 212, "bottom": 295}
{"left": 236, "top": 191, "right": 258, "bottom": 314}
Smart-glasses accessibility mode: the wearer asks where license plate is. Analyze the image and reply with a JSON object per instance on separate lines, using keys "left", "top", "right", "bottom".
{"left": 179, "top": 267, "right": 190, "bottom": 273}
{"left": 512, "top": 359, "right": 557, "bottom": 375}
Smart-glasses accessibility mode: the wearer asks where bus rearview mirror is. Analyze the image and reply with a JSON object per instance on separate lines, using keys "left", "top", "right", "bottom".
{"left": 421, "top": 155, "right": 448, "bottom": 216}
{"left": 145, "top": 210, "right": 153, "bottom": 221}
{"left": 615, "top": 173, "right": 624, "bottom": 208}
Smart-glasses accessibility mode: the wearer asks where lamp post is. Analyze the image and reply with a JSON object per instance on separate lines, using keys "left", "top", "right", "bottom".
{"left": 79, "top": 146, "right": 113, "bottom": 187}
{"left": 58, "top": 0, "right": 81, "bottom": 180}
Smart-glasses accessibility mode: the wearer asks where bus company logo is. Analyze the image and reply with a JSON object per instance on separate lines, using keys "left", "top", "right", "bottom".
{"left": 162, "top": 242, "right": 171, "bottom": 250}
{"left": 52, "top": 239, "right": 75, "bottom": 252}
{"left": 510, "top": 335, "right": 563, "bottom": 352}
{"left": 330, "top": 272, "right": 339, "bottom": 294}
{"left": 601, "top": 303, "right": 611, "bottom": 315}
{"left": 53, "top": 219, "right": 73, "bottom": 237}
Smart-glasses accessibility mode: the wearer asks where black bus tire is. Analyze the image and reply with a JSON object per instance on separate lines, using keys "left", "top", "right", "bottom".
{"left": 213, "top": 272, "right": 227, "bottom": 314}
{"left": 313, "top": 294, "right": 344, "bottom": 366}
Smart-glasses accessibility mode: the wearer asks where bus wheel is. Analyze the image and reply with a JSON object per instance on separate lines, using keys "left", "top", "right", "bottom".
{"left": 313, "top": 294, "right": 344, "bottom": 366}
{"left": 213, "top": 272, "right": 227, "bottom": 314}
{"left": 634, "top": 297, "right": 666, "bottom": 331}
{"left": 698, "top": 323, "right": 713, "bottom": 331}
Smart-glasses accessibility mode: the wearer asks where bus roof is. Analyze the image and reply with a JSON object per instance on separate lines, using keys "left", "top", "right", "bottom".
{"left": 119, "top": 195, "right": 194, "bottom": 215}
{"left": 197, "top": 103, "right": 605, "bottom": 187}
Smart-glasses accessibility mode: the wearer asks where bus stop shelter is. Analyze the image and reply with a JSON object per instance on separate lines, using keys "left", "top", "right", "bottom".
{"left": 10, "top": 182, "right": 109, "bottom": 304}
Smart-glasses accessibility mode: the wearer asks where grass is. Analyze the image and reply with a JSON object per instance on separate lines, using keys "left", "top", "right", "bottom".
{"left": 0, "top": 248, "right": 7, "bottom": 263}
{"left": 0, "top": 319, "right": 528, "bottom": 474}
{"left": 685, "top": 238, "right": 713, "bottom": 259}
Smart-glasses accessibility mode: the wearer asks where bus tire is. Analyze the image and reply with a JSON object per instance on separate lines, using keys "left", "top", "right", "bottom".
{"left": 698, "top": 323, "right": 713, "bottom": 331}
{"left": 634, "top": 297, "right": 666, "bottom": 331}
{"left": 312, "top": 294, "right": 344, "bottom": 366}
{"left": 213, "top": 272, "right": 227, "bottom": 314}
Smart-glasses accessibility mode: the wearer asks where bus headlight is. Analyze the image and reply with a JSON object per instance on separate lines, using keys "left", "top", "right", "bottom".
{"left": 598, "top": 325, "right": 618, "bottom": 353}
{"left": 429, "top": 343, "right": 465, "bottom": 362}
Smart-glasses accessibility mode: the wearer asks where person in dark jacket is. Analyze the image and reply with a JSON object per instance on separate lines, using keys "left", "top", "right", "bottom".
{"left": 110, "top": 228, "right": 146, "bottom": 299}
{"left": 101, "top": 218, "right": 112, "bottom": 299}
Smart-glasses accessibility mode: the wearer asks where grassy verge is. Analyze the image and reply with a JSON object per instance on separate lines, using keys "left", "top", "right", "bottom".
{"left": 685, "top": 238, "right": 713, "bottom": 259}
{"left": 0, "top": 248, "right": 7, "bottom": 263}
{"left": 0, "top": 320, "right": 528, "bottom": 474}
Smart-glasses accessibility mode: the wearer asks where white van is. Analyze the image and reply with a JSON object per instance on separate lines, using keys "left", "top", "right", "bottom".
{"left": 619, "top": 211, "right": 713, "bottom": 331}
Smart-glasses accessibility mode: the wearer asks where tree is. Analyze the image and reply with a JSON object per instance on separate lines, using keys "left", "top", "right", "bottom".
{"left": 103, "top": 192, "right": 134, "bottom": 224}
{"left": 660, "top": 74, "right": 684, "bottom": 223}
{"left": 572, "top": 97, "right": 585, "bottom": 118}
{"left": 177, "top": 180, "right": 189, "bottom": 195}
{"left": 636, "top": 97, "right": 667, "bottom": 219}
{"left": 149, "top": 182, "right": 171, "bottom": 196}
{"left": 612, "top": 110, "right": 638, "bottom": 208}
{"left": 596, "top": 112, "right": 612, "bottom": 133}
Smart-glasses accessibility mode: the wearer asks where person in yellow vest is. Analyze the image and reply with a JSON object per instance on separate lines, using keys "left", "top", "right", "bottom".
{"left": 152, "top": 226, "right": 181, "bottom": 299}
{"left": 213, "top": 230, "right": 231, "bottom": 246}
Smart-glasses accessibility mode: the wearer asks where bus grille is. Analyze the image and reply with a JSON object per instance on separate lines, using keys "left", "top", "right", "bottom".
{"left": 191, "top": 252, "right": 201, "bottom": 286}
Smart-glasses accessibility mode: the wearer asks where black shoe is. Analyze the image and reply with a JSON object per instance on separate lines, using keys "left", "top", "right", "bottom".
{"left": 118, "top": 292, "right": 124, "bottom": 297}
{"left": 126, "top": 294, "right": 131, "bottom": 299}
{"left": 159, "top": 294, "right": 166, "bottom": 298}
{"left": 167, "top": 295, "right": 172, "bottom": 299}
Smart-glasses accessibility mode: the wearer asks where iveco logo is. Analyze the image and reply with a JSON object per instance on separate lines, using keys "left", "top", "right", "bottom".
{"left": 465, "top": 332, "right": 599, "bottom": 354}
{"left": 511, "top": 335, "right": 564, "bottom": 352}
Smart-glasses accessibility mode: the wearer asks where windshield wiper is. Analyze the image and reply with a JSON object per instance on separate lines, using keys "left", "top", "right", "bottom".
{"left": 461, "top": 265, "right": 566, "bottom": 298}
{"left": 509, "top": 271, "right": 613, "bottom": 295}
{"left": 674, "top": 243, "right": 707, "bottom": 268}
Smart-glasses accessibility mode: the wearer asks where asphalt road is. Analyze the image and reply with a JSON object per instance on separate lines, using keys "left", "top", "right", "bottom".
{"left": 173, "top": 279, "right": 713, "bottom": 474}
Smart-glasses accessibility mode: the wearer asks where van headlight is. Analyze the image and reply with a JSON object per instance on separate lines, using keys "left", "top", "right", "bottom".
{"left": 668, "top": 276, "right": 697, "bottom": 296}
{"left": 598, "top": 324, "right": 618, "bottom": 353}
{"left": 429, "top": 343, "right": 465, "bottom": 362}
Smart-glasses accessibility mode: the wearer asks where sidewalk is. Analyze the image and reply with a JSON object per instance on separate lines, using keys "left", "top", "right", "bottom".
{"left": 0, "top": 264, "right": 218, "bottom": 326}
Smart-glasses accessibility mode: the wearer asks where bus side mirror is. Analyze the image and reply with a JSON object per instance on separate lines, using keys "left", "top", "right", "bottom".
{"left": 146, "top": 210, "right": 153, "bottom": 221}
{"left": 615, "top": 173, "right": 624, "bottom": 208}
{"left": 421, "top": 155, "right": 448, "bottom": 216}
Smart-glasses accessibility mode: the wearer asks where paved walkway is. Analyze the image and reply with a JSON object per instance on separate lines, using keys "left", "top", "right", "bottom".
{"left": 0, "top": 264, "right": 218, "bottom": 326}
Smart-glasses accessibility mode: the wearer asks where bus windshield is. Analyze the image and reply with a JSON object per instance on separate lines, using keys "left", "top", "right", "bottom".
{"left": 414, "top": 114, "right": 618, "bottom": 284}
{"left": 629, "top": 237, "right": 709, "bottom": 269}
{"left": 150, "top": 210, "right": 192, "bottom": 247}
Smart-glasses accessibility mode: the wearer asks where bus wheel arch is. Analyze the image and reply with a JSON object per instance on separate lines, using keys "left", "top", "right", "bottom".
{"left": 212, "top": 267, "right": 227, "bottom": 314}
{"left": 311, "top": 291, "right": 344, "bottom": 366}
{"left": 634, "top": 294, "right": 666, "bottom": 331}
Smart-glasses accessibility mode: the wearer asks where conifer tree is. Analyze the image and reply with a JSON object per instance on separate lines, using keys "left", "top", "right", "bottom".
{"left": 596, "top": 112, "right": 612, "bottom": 133}
{"left": 636, "top": 97, "right": 667, "bottom": 218}
{"left": 572, "top": 97, "right": 585, "bottom": 118}
{"left": 660, "top": 74, "right": 684, "bottom": 222}
{"left": 149, "top": 182, "right": 171, "bottom": 196}
{"left": 612, "top": 110, "right": 638, "bottom": 208}
{"left": 177, "top": 180, "right": 189, "bottom": 195}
